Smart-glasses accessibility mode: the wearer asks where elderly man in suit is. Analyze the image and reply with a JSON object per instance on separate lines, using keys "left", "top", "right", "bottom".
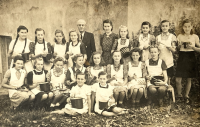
{"left": 77, "top": 19, "right": 96, "bottom": 67}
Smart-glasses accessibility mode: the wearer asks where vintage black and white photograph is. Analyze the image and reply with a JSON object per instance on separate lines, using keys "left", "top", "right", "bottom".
{"left": 0, "top": 0, "right": 200, "bottom": 126}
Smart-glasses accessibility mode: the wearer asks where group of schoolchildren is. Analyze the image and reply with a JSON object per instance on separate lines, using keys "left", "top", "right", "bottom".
{"left": 1, "top": 18, "right": 200, "bottom": 117}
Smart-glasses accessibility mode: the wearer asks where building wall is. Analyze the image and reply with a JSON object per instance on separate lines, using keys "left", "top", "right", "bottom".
{"left": 128, "top": 0, "right": 200, "bottom": 38}
{"left": 0, "top": 0, "right": 128, "bottom": 52}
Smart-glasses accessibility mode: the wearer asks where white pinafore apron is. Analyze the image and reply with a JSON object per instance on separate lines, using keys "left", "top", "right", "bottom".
{"left": 117, "top": 39, "right": 129, "bottom": 50}
{"left": 35, "top": 41, "right": 52, "bottom": 70}
{"left": 127, "top": 62, "right": 147, "bottom": 97}
{"left": 90, "top": 66, "right": 104, "bottom": 78}
{"left": 68, "top": 66, "right": 86, "bottom": 82}
{"left": 54, "top": 43, "right": 66, "bottom": 59}
{"left": 50, "top": 69, "right": 66, "bottom": 88}
{"left": 139, "top": 34, "right": 151, "bottom": 61}
{"left": 31, "top": 70, "right": 46, "bottom": 95}
{"left": 68, "top": 42, "right": 81, "bottom": 58}
{"left": 110, "top": 65, "right": 124, "bottom": 85}
{"left": 145, "top": 59, "right": 163, "bottom": 77}
{"left": 10, "top": 39, "right": 33, "bottom": 73}
{"left": 9, "top": 68, "right": 26, "bottom": 98}
{"left": 158, "top": 34, "right": 174, "bottom": 68}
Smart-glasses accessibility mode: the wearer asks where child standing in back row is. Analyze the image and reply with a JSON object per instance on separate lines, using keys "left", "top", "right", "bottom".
{"left": 175, "top": 19, "right": 200, "bottom": 103}
{"left": 156, "top": 20, "right": 177, "bottom": 86}
{"left": 137, "top": 21, "right": 155, "bottom": 61}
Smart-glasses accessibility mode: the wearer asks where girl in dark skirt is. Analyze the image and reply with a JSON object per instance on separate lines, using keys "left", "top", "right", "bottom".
{"left": 176, "top": 19, "right": 200, "bottom": 103}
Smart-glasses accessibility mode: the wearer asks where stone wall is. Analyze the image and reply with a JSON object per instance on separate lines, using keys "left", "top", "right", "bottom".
{"left": 0, "top": 0, "right": 128, "bottom": 52}
{"left": 128, "top": 0, "right": 200, "bottom": 38}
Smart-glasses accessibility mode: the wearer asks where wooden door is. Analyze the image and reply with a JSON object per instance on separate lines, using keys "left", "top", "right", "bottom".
{"left": 0, "top": 36, "right": 12, "bottom": 84}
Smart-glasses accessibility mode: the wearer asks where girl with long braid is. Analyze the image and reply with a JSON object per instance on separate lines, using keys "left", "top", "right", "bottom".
{"left": 29, "top": 28, "right": 53, "bottom": 71}
{"left": 8, "top": 25, "right": 33, "bottom": 72}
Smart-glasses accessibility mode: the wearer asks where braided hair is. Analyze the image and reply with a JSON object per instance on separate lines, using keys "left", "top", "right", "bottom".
{"left": 35, "top": 28, "right": 46, "bottom": 51}
{"left": 12, "top": 25, "right": 28, "bottom": 53}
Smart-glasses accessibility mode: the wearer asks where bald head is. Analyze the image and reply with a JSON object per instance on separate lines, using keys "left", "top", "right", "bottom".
{"left": 77, "top": 19, "right": 86, "bottom": 25}
{"left": 77, "top": 19, "right": 86, "bottom": 32}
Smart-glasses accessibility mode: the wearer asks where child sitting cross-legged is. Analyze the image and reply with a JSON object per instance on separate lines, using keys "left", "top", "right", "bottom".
{"left": 51, "top": 72, "right": 91, "bottom": 116}
{"left": 92, "top": 71, "right": 128, "bottom": 116}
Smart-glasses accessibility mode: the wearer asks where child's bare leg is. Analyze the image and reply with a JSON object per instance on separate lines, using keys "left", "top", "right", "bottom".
{"left": 135, "top": 88, "right": 143, "bottom": 103}
{"left": 131, "top": 88, "right": 138, "bottom": 103}
{"left": 91, "top": 92, "right": 96, "bottom": 111}
{"left": 168, "top": 77, "right": 171, "bottom": 86}
{"left": 101, "top": 111, "right": 117, "bottom": 116}
{"left": 176, "top": 77, "right": 182, "bottom": 97}
{"left": 41, "top": 94, "right": 48, "bottom": 101}
{"left": 118, "top": 92, "right": 125, "bottom": 105}
{"left": 51, "top": 94, "right": 63, "bottom": 106}
{"left": 48, "top": 92, "right": 54, "bottom": 100}
{"left": 185, "top": 78, "right": 191, "bottom": 98}
{"left": 113, "top": 89, "right": 119, "bottom": 103}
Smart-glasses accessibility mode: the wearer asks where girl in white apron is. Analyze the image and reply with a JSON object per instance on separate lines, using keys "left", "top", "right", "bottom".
{"left": 156, "top": 20, "right": 177, "bottom": 86}
{"left": 145, "top": 46, "right": 169, "bottom": 107}
{"left": 47, "top": 57, "right": 69, "bottom": 110}
{"left": 107, "top": 50, "right": 128, "bottom": 108}
{"left": 52, "top": 29, "right": 73, "bottom": 70}
{"left": 2, "top": 56, "right": 35, "bottom": 110}
{"left": 66, "top": 29, "right": 87, "bottom": 66}
{"left": 111, "top": 25, "right": 134, "bottom": 64}
{"left": 29, "top": 28, "right": 53, "bottom": 71}
{"left": 8, "top": 25, "right": 33, "bottom": 73}
{"left": 138, "top": 21, "right": 155, "bottom": 61}
{"left": 86, "top": 52, "right": 106, "bottom": 111}
{"left": 27, "top": 58, "right": 53, "bottom": 108}
{"left": 66, "top": 54, "right": 86, "bottom": 89}
{"left": 127, "top": 48, "right": 147, "bottom": 107}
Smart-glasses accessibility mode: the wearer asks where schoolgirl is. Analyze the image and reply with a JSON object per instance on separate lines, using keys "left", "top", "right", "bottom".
{"left": 27, "top": 57, "right": 53, "bottom": 108}
{"left": 111, "top": 25, "right": 134, "bottom": 63}
{"left": 2, "top": 55, "right": 35, "bottom": 110}
{"left": 66, "top": 29, "right": 87, "bottom": 65}
{"left": 106, "top": 50, "right": 128, "bottom": 108}
{"left": 127, "top": 48, "right": 148, "bottom": 107}
{"left": 145, "top": 46, "right": 169, "bottom": 107}
{"left": 156, "top": 20, "right": 177, "bottom": 85}
{"left": 175, "top": 19, "right": 200, "bottom": 103}
{"left": 29, "top": 28, "right": 53, "bottom": 71}
{"left": 137, "top": 21, "right": 155, "bottom": 61}
{"left": 87, "top": 52, "right": 106, "bottom": 85}
{"left": 8, "top": 25, "right": 33, "bottom": 72}
{"left": 100, "top": 19, "right": 118, "bottom": 65}
{"left": 66, "top": 54, "right": 87, "bottom": 89}
{"left": 52, "top": 29, "right": 73, "bottom": 70}
{"left": 51, "top": 72, "right": 91, "bottom": 116}
{"left": 46, "top": 57, "right": 69, "bottom": 110}
{"left": 92, "top": 71, "right": 128, "bottom": 116}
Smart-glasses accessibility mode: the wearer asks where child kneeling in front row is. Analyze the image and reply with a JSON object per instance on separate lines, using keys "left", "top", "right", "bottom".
{"left": 92, "top": 71, "right": 128, "bottom": 116}
{"left": 51, "top": 72, "right": 91, "bottom": 116}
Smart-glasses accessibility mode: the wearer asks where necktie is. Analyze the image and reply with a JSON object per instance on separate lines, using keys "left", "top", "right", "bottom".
{"left": 16, "top": 70, "right": 21, "bottom": 80}
{"left": 80, "top": 33, "right": 83, "bottom": 40}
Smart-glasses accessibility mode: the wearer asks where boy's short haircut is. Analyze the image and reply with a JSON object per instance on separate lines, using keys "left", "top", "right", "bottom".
{"left": 76, "top": 72, "right": 86, "bottom": 79}
{"left": 98, "top": 71, "right": 107, "bottom": 78}
{"left": 13, "top": 55, "right": 24, "bottom": 63}
{"left": 73, "top": 54, "right": 84, "bottom": 63}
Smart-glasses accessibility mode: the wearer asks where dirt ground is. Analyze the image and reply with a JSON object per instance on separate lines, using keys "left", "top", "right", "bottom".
{"left": 0, "top": 87, "right": 200, "bottom": 127}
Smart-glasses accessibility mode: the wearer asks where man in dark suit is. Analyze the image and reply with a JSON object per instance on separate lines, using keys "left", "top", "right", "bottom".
{"left": 77, "top": 19, "right": 96, "bottom": 67}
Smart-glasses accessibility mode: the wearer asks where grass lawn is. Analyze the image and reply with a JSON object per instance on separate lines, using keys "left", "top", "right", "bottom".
{"left": 1, "top": 91, "right": 200, "bottom": 127}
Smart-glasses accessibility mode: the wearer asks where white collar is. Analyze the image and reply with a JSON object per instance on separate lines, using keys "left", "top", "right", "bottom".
{"left": 161, "top": 32, "right": 170, "bottom": 36}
